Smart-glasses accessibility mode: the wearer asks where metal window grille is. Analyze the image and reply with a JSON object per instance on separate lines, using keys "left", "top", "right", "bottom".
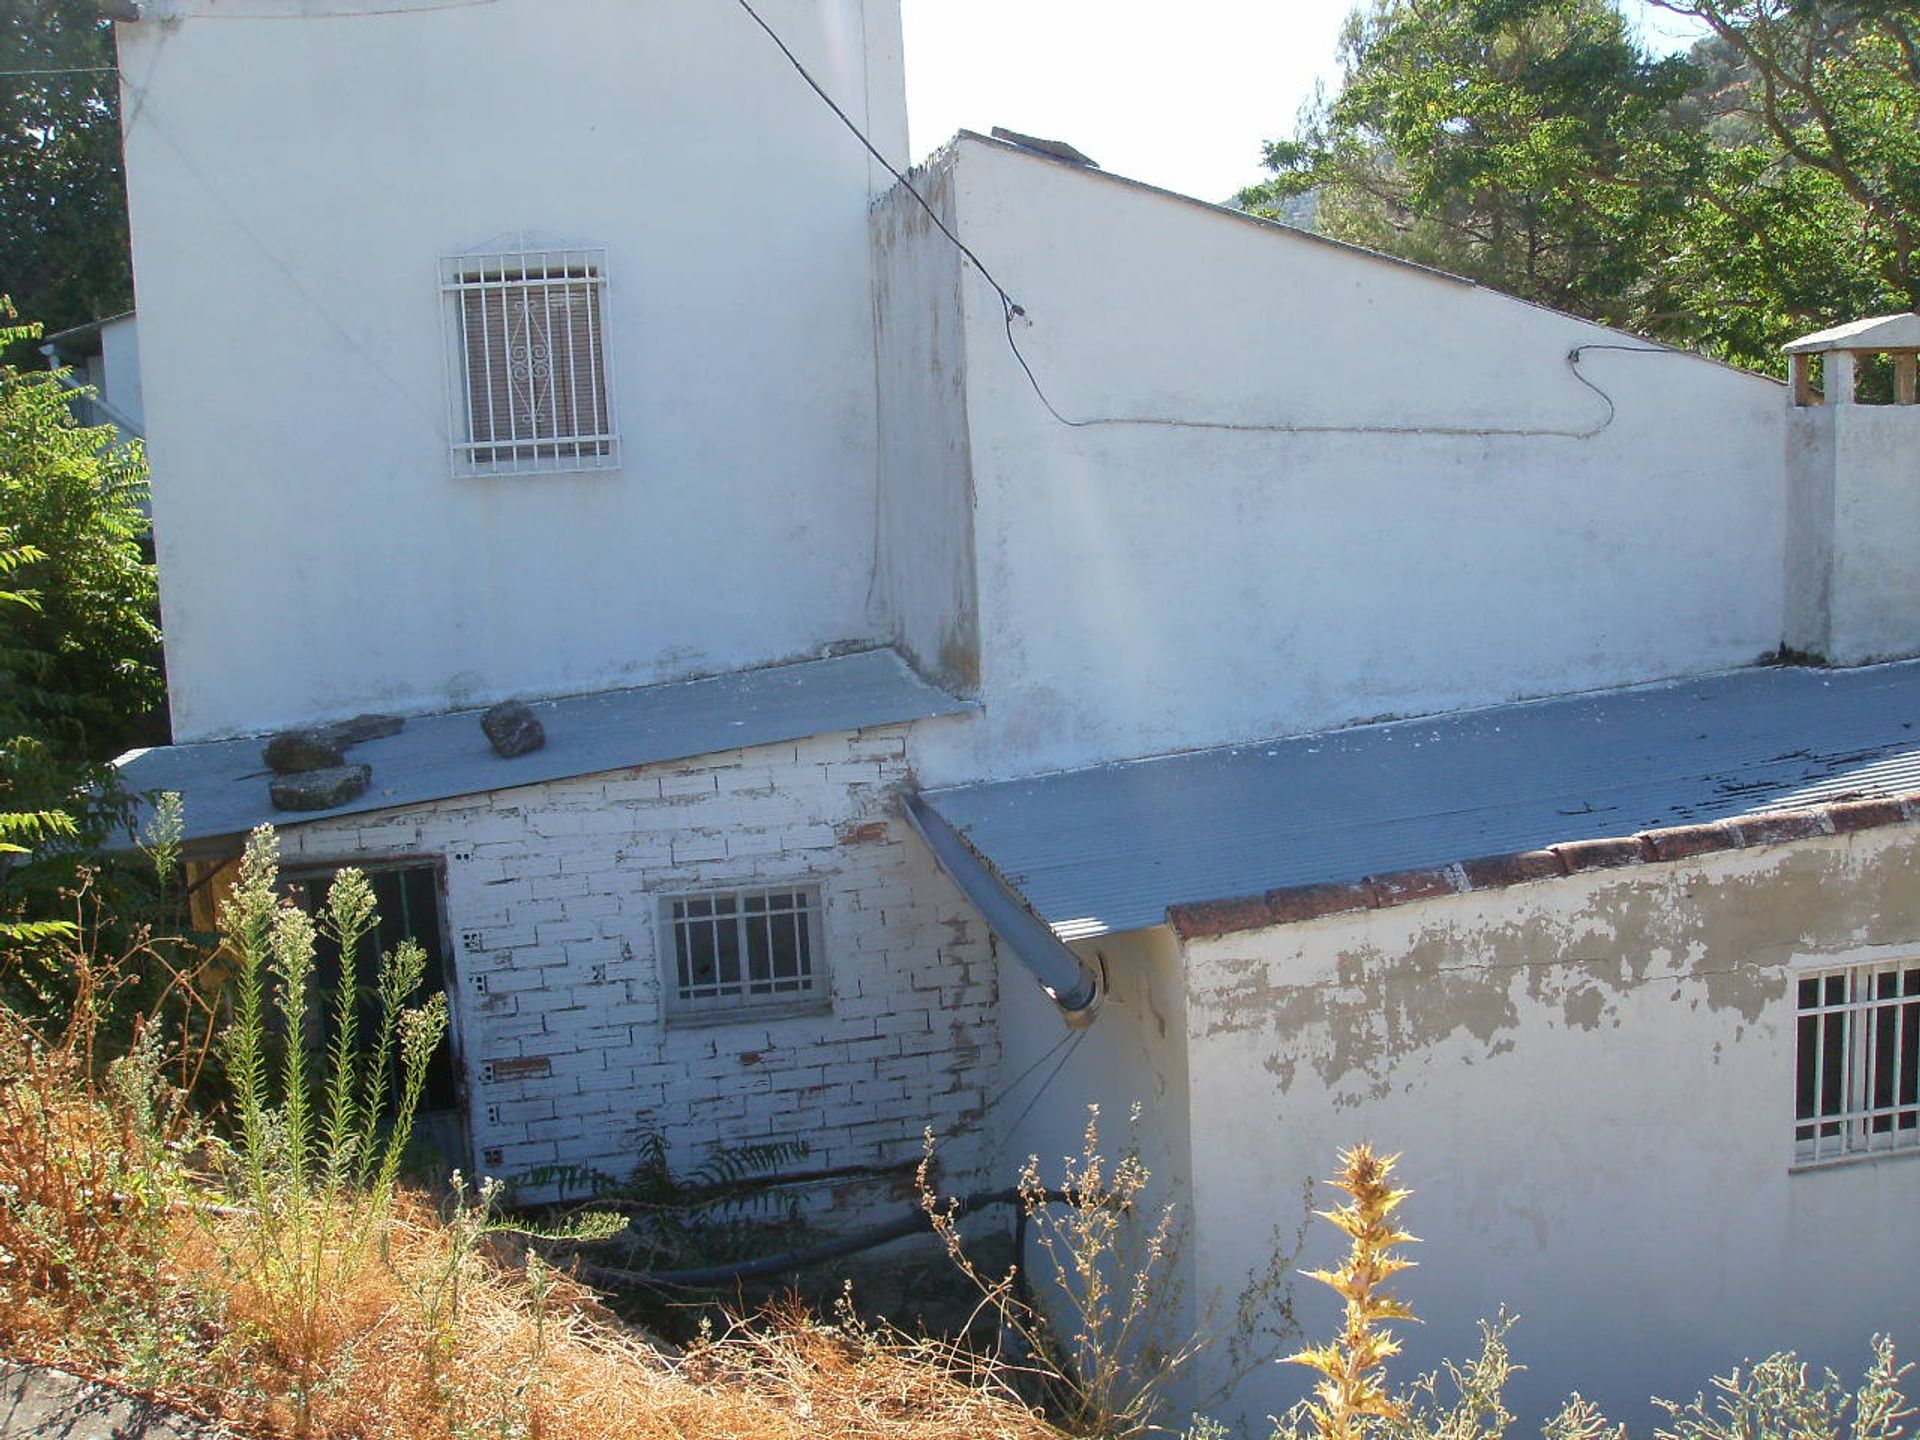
{"left": 661, "top": 886, "right": 827, "bottom": 1023}
{"left": 1795, "top": 959, "right": 1920, "bottom": 1166}
{"left": 441, "top": 249, "right": 618, "bottom": 476}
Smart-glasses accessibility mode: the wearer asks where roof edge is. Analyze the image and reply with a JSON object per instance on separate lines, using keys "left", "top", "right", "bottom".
{"left": 941, "top": 130, "right": 1781, "bottom": 391}
{"left": 1167, "top": 793, "right": 1920, "bottom": 941}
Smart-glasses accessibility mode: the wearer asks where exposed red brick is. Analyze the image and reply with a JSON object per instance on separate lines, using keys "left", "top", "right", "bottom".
{"left": 490, "top": 1055, "right": 552, "bottom": 1083}
{"left": 1726, "top": 809, "right": 1831, "bottom": 847}
{"left": 1263, "top": 881, "right": 1374, "bottom": 924}
{"left": 1639, "top": 822, "right": 1737, "bottom": 862}
{"left": 1365, "top": 866, "right": 1463, "bottom": 908}
{"left": 1552, "top": 836, "right": 1649, "bottom": 872}
{"left": 739, "top": 1050, "right": 765, "bottom": 1067}
{"left": 1828, "top": 795, "right": 1912, "bottom": 832}
{"left": 836, "top": 820, "right": 891, "bottom": 845}
{"left": 1168, "top": 893, "right": 1275, "bottom": 940}
{"left": 1458, "top": 849, "right": 1567, "bottom": 890}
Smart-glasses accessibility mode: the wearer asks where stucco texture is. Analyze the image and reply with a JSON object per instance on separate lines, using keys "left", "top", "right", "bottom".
{"left": 1180, "top": 826, "right": 1920, "bottom": 1432}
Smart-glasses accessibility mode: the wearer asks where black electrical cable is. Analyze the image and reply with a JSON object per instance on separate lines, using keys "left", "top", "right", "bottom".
{"left": 732, "top": 0, "right": 1691, "bottom": 441}
{"left": 731, "top": 0, "right": 1025, "bottom": 322}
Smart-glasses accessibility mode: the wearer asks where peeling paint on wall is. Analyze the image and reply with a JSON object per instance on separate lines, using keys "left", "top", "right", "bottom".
{"left": 1191, "top": 831, "right": 1920, "bottom": 1102}
{"left": 1179, "top": 823, "right": 1920, "bottom": 1432}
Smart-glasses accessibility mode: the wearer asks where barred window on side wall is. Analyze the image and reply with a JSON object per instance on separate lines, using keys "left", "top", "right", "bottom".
{"left": 1795, "top": 957, "right": 1920, "bottom": 1166}
{"left": 442, "top": 248, "right": 617, "bottom": 476}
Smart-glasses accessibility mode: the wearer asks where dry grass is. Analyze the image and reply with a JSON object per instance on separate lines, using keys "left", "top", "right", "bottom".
{"left": 178, "top": 1202, "right": 1058, "bottom": 1440}
{"left": 0, "top": 839, "right": 1063, "bottom": 1440}
{"left": 0, "top": 1082, "right": 1063, "bottom": 1440}
{"left": 0, "top": 1024, "right": 177, "bottom": 1362}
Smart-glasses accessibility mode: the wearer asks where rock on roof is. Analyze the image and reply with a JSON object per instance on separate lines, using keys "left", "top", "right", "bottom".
{"left": 115, "top": 648, "right": 973, "bottom": 846}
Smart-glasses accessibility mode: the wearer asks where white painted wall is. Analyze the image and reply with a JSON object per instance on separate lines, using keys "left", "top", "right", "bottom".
{"left": 99, "top": 315, "right": 144, "bottom": 436}
{"left": 119, "top": 0, "right": 907, "bottom": 741}
{"left": 872, "top": 159, "right": 980, "bottom": 694}
{"left": 992, "top": 928, "right": 1191, "bottom": 1199}
{"left": 1178, "top": 828, "right": 1920, "bottom": 1434}
{"left": 1790, "top": 405, "right": 1920, "bottom": 664}
{"left": 279, "top": 717, "right": 998, "bottom": 1216}
{"left": 884, "top": 137, "right": 1791, "bottom": 785}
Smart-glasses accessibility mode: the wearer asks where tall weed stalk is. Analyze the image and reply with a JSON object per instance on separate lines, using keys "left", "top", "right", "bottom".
{"left": 215, "top": 825, "right": 448, "bottom": 1427}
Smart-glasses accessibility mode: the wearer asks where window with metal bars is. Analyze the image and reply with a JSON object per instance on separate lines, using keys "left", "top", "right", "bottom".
{"left": 441, "top": 248, "right": 617, "bottom": 476}
{"left": 660, "top": 886, "right": 827, "bottom": 1024}
{"left": 1795, "top": 958, "right": 1920, "bottom": 1166}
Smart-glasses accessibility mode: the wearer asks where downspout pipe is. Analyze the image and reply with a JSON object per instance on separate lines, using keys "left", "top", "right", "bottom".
{"left": 898, "top": 789, "right": 1102, "bottom": 1026}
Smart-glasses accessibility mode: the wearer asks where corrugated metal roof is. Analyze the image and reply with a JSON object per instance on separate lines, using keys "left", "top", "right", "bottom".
{"left": 921, "top": 662, "right": 1920, "bottom": 940}
{"left": 115, "top": 649, "right": 972, "bottom": 846}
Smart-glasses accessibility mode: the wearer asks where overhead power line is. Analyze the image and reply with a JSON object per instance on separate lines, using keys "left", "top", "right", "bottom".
{"left": 731, "top": 0, "right": 1697, "bottom": 441}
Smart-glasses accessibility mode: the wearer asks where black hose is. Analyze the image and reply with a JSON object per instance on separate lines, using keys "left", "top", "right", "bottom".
{"left": 571, "top": 1187, "right": 1064, "bottom": 1291}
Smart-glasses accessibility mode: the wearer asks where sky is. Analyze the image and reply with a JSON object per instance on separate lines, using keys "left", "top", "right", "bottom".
{"left": 899, "top": 0, "right": 1712, "bottom": 204}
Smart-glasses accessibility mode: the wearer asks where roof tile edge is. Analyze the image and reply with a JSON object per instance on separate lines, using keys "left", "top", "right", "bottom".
{"left": 1166, "top": 793, "right": 1920, "bottom": 941}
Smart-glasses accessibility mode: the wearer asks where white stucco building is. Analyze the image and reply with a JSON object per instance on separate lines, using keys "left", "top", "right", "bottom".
{"left": 109, "top": 0, "right": 1917, "bottom": 1430}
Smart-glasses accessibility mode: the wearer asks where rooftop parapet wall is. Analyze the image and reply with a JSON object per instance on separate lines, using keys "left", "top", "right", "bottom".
{"left": 1782, "top": 314, "right": 1920, "bottom": 665}
{"left": 1168, "top": 792, "right": 1920, "bottom": 940}
{"left": 891, "top": 135, "right": 1790, "bottom": 789}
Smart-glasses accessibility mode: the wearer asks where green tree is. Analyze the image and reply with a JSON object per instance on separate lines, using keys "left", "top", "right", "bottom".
{"left": 0, "top": 309, "right": 160, "bottom": 762}
{"left": 1248, "top": 0, "right": 1920, "bottom": 370}
{"left": 1241, "top": 0, "right": 1705, "bottom": 330}
{"left": 0, "top": 308, "right": 160, "bottom": 956}
{"left": 1649, "top": 0, "right": 1920, "bottom": 363}
{"left": 1, "top": 1, "right": 131, "bottom": 351}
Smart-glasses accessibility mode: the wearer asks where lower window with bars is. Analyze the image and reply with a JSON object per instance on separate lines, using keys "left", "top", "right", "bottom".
{"left": 1795, "top": 958, "right": 1920, "bottom": 1166}
{"left": 660, "top": 885, "right": 828, "bottom": 1025}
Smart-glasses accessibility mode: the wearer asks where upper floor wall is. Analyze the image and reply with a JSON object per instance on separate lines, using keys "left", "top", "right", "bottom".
{"left": 120, "top": 0, "right": 907, "bottom": 741}
{"left": 879, "top": 136, "right": 1791, "bottom": 786}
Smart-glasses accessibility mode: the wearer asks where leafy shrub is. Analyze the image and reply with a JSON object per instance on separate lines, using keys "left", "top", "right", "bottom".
{"left": 514, "top": 1130, "right": 816, "bottom": 1273}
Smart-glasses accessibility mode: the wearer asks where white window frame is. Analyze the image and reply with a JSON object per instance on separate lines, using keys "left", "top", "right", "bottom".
{"left": 657, "top": 884, "right": 830, "bottom": 1027}
{"left": 440, "top": 247, "right": 619, "bottom": 477}
{"left": 1793, "top": 953, "right": 1920, "bottom": 1168}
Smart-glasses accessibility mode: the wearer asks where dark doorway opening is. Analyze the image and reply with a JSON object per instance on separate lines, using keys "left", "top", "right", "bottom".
{"left": 284, "top": 860, "right": 468, "bottom": 1175}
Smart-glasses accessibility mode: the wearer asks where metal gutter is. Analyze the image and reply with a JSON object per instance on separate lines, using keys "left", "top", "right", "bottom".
{"left": 898, "top": 789, "right": 1102, "bottom": 1025}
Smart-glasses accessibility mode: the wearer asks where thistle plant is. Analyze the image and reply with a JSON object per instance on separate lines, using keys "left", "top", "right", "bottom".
{"left": 1290, "top": 1145, "right": 1419, "bottom": 1440}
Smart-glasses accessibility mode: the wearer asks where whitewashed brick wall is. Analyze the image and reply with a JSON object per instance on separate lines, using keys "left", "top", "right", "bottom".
{"left": 278, "top": 722, "right": 999, "bottom": 1218}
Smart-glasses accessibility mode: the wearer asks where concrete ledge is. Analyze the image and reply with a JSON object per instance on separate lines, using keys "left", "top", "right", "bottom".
{"left": 1167, "top": 792, "right": 1920, "bottom": 941}
{"left": 0, "top": 1359, "right": 230, "bottom": 1439}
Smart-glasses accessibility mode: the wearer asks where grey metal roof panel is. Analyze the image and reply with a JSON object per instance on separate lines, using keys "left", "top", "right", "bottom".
{"left": 921, "top": 662, "right": 1920, "bottom": 940}
{"left": 115, "top": 649, "right": 972, "bottom": 845}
